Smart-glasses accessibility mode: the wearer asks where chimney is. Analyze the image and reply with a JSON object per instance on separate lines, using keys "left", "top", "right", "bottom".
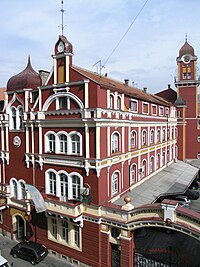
{"left": 143, "top": 87, "right": 147, "bottom": 93}
{"left": 124, "top": 79, "right": 129, "bottom": 86}
{"left": 168, "top": 84, "right": 171, "bottom": 89}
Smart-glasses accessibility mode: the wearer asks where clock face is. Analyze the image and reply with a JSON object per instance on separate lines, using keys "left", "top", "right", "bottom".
{"left": 182, "top": 54, "right": 191, "bottom": 64}
{"left": 13, "top": 136, "right": 21, "bottom": 148}
{"left": 57, "top": 41, "right": 65, "bottom": 52}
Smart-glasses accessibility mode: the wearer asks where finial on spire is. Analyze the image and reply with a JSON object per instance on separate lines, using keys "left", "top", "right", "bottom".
{"left": 185, "top": 33, "right": 187, "bottom": 42}
{"left": 60, "top": 0, "right": 65, "bottom": 35}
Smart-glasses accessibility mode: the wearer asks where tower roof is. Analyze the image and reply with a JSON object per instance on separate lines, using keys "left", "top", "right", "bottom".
{"left": 7, "top": 56, "right": 41, "bottom": 91}
{"left": 179, "top": 40, "right": 195, "bottom": 58}
{"left": 55, "top": 35, "right": 73, "bottom": 54}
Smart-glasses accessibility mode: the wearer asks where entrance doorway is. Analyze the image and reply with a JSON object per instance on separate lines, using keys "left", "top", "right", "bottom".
{"left": 16, "top": 215, "right": 25, "bottom": 240}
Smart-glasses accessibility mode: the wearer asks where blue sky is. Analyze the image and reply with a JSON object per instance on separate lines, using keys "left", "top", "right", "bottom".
{"left": 1, "top": 0, "right": 200, "bottom": 93}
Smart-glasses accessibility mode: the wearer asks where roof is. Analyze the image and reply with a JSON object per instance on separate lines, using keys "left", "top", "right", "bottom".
{"left": 174, "top": 96, "right": 186, "bottom": 107}
{"left": 156, "top": 86, "right": 177, "bottom": 104}
{"left": 114, "top": 160, "right": 198, "bottom": 208}
{"left": 71, "top": 65, "right": 171, "bottom": 106}
{"left": 179, "top": 40, "right": 195, "bottom": 58}
{"left": 7, "top": 56, "right": 42, "bottom": 91}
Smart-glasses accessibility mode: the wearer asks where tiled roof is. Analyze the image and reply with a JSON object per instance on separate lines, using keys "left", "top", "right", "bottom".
{"left": 71, "top": 65, "right": 170, "bottom": 106}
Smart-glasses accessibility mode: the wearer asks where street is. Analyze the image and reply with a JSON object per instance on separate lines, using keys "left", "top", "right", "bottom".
{"left": 0, "top": 235, "right": 75, "bottom": 267}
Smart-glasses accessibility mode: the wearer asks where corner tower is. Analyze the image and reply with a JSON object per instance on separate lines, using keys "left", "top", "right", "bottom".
{"left": 175, "top": 38, "right": 200, "bottom": 159}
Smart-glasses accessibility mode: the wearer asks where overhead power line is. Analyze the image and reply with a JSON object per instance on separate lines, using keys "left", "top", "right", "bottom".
{"left": 103, "top": 0, "right": 150, "bottom": 68}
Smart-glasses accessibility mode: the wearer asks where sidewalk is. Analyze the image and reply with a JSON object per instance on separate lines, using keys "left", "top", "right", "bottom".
{"left": 0, "top": 234, "right": 75, "bottom": 267}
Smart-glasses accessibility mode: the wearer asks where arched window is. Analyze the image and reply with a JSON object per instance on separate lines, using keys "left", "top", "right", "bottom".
{"left": 130, "top": 164, "right": 136, "bottom": 184}
{"left": 150, "top": 157, "right": 154, "bottom": 173}
{"left": 157, "top": 129, "right": 160, "bottom": 143}
{"left": 60, "top": 173, "right": 68, "bottom": 201}
{"left": 112, "top": 172, "right": 119, "bottom": 195}
{"left": 59, "top": 134, "right": 67, "bottom": 153}
{"left": 157, "top": 154, "right": 160, "bottom": 169}
{"left": 117, "top": 96, "right": 121, "bottom": 110}
{"left": 110, "top": 95, "right": 114, "bottom": 109}
{"left": 141, "top": 160, "right": 146, "bottom": 178}
{"left": 19, "top": 181, "right": 26, "bottom": 199}
{"left": 49, "top": 172, "right": 57, "bottom": 195}
{"left": 130, "top": 131, "right": 137, "bottom": 149}
{"left": 10, "top": 179, "right": 18, "bottom": 198}
{"left": 111, "top": 132, "right": 119, "bottom": 153}
{"left": 11, "top": 107, "right": 17, "bottom": 130}
{"left": 142, "top": 130, "right": 147, "bottom": 146}
{"left": 150, "top": 130, "right": 154, "bottom": 144}
{"left": 171, "top": 128, "right": 174, "bottom": 139}
{"left": 18, "top": 107, "right": 23, "bottom": 129}
{"left": 71, "top": 134, "right": 80, "bottom": 154}
{"left": 48, "top": 134, "right": 56, "bottom": 153}
{"left": 162, "top": 129, "right": 166, "bottom": 141}
{"left": 72, "top": 175, "right": 81, "bottom": 200}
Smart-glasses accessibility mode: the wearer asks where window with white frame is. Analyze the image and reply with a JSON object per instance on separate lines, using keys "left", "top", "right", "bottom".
{"left": 58, "top": 96, "right": 70, "bottom": 110}
{"left": 162, "top": 129, "right": 166, "bottom": 141}
{"left": 142, "top": 103, "right": 149, "bottom": 114}
{"left": 130, "top": 164, "right": 136, "bottom": 184}
{"left": 141, "top": 160, "right": 146, "bottom": 178}
{"left": 117, "top": 96, "right": 121, "bottom": 110}
{"left": 48, "top": 216, "right": 81, "bottom": 249}
{"left": 59, "top": 134, "right": 68, "bottom": 153}
{"left": 142, "top": 130, "right": 147, "bottom": 146}
{"left": 130, "top": 131, "right": 137, "bottom": 149}
{"left": 150, "top": 157, "right": 154, "bottom": 173}
{"left": 159, "top": 106, "right": 164, "bottom": 116}
{"left": 45, "top": 170, "right": 83, "bottom": 201}
{"left": 112, "top": 172, "right": 119, "bottom": 195}
{"left": 152, "top": 105, "right": 157, "bottom": 115}
{"left": 162, "top": 151, "right": 166, "bottom": 165}
{"left": 157, "top": 129, "right": 160, "bottom": 143}
{"left": 45, "top": 131, "right": 82, "bottom": 156}
{"left": 130, "top": 100, "right": 138, "bottom": 112}
{"left": 150, "top": 130, "right": 154, "bottom": 144}
{"left": 10, "top": 178, "right": 26, "bottom": 200}
{"left": 198, "top": 135, "right": 200, "bottom": 142}
{"left": 71, "top": 134, "right": 80, "bottom": 154}
{"left": 10, "top": 106, "right": 24, "bottom": 130}
{"left": 110, "top": 95, "right": 114, "bottom": 109}
{"left": 111, "top": 132, "right": 120, "bottom": 153}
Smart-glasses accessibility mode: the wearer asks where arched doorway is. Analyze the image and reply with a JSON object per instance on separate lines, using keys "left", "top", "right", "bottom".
{"left": 15, "top": 215, "right": 25, "bottom": 240}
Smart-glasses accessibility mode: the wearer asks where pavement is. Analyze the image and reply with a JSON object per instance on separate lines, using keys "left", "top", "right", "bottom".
{"left": 0, "top": 234, "right": 75, "bottom": 267}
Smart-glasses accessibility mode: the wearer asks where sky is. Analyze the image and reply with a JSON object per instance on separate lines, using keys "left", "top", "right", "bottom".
{"left": 1, "top": 0, "right": 200, "bottom": 94}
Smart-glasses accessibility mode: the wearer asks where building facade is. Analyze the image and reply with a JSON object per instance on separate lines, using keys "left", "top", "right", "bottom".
{"left": 0, "top": 35, "right": 181, "bottom": 266}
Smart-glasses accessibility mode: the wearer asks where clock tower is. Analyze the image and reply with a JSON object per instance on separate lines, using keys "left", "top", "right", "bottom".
{"left": 175, "top": 38, "right": 200, "bottom": 159}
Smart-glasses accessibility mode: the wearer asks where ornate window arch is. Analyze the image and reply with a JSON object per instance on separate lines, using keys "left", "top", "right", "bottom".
{"left": 110, "top": 94, "right": 114, "bottom": 109}
{"left": 150, "top": 156, "right": 154, "bottom": 173}
{"left": 150, "top": 129, "right": 154, "bottom": 144}
{"left": 69, "top": 132, "right": 82, "bottom": 155}
{"left": 18, "top": 179, "right": 26, "bottom": 200}
{"left": 141, "top": 159, "right": 147, "bottom": 178}
{"left": 142, "top": 130, "right": 147, "bottom": 146}
{"left": 10, "top": 178, "right": 18, "bottom": 198}
{"left": 157, "top": 129, "right": 160, "bottom": 143}
{"left": 117, "top": 96, "right": 121, "bottom": 110}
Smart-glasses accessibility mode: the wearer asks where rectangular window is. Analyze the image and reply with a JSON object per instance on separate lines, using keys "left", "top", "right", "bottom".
{"left": 198, "top": 135, "right": 200, "bottom": 142}
{"left": 130, "top": 100, "right": 138, "bottom": 112}
{"left": 142, "top": 103, "right": 149, "bottom": 114}
{"left": 61, "top": 220, "right": 69, "bottom": 243}
{"left": 51, "top": 218, "right": 57, "bottom": 239}
{"left": 159, "top": 107, "right": 164, "bottom": 116}
{"left": 152, "top": 105, "right": 157, "bottom": 115}
{"left": 74, "top": 225, "right": 80, "bottom": 247}
{"left": 183, "top": 73, "right": 187, "bottom": 79}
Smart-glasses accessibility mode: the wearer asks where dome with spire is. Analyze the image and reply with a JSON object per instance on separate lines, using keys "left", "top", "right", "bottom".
{"left": 55, "top": 35, "right": 73, "bottom": 54}
{"left": 7, "top": 56, "right": 42, "bottom": 91}
{"left": 179, "top": 40, "right": 195, "bottom": 58}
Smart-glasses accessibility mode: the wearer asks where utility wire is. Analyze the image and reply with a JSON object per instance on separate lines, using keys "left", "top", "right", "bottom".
{"left": 103, "top": 0, "right": 150, "bottom": 67}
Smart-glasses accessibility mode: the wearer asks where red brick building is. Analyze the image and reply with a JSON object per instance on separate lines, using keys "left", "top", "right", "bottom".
{"left": 0, "top": 35, "right": 178, "bottom": 266}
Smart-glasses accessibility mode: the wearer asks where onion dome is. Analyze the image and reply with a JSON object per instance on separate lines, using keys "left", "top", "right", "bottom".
{"left": 55, "top": 35, "right": 73, "bottom": 54}
{"left": 179, "top": 40, "right": 195, "bottom": 58}
{"left": 174, "top": 96, "right": 186, "bottom": 107}
{"left": 7, "top": 56, "right": 42, "bottom": 91}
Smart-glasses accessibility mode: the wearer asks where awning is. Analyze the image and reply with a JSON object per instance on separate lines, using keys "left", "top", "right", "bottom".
{"left": 114, "top": 160, "right": 199, "bottom": 208}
